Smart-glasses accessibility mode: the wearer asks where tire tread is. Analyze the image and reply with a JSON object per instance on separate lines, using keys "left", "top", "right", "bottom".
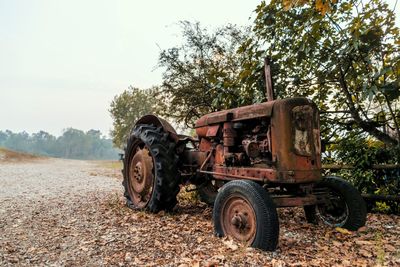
{"left": 122, "top": 124, "right": 180, "bottom": 213}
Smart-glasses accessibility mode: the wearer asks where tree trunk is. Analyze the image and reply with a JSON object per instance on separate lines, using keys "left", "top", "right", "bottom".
{"left": 339, "top": 68, "right": 398, "bottom": 146}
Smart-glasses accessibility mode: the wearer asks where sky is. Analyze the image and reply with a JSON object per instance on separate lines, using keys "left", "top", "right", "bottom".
{"left": 0, "top": 0, "right": 399, "bottom": 137}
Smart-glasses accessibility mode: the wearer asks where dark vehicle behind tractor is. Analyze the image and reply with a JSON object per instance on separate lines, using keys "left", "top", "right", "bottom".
{"left": 122, "top": 59, "right": 366, "bottom": 251}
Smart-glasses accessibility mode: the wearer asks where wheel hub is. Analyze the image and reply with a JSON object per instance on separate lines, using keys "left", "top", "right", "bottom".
{"left": 317, "top": 190, "right": 349, "bottom": 226}
{"left": 231, "top": 213, "right": 248, "bottom": 229}
{"left": 221, "top": 196, "right": 256, "bottom": 243}
{"left": 128, "top": 147, "right": 154, "bottom": 208}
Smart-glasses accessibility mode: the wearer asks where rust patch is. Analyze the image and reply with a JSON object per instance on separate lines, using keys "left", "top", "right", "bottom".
{"left": 206, "top": 125, "right": 220, "bottom": 137}
{"left": 223, "top": 122, "right": 236, "bottom": 147}
{"left": 199, "top": 138, "right": 212, "bottom": 152}
{"left": 210, "top": 166, "right": 277, "bottom": 182}
{"left": 215, "top": 145, "right": 225, "bottom": 165}
{"left": 292, "top": 105, "right": 314, "bottom": 156}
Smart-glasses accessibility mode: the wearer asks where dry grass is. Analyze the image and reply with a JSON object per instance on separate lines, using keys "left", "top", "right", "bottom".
{"left": 0, "top": 147, "right": 44, "bottom": 163}
{"left": 90, "top": 160, "right": 123, "bottom": 180}
{"left": 94, "top": 160, "right": 123, "bottom": 170}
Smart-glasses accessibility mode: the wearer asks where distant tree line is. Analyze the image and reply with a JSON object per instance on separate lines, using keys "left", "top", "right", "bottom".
{"left": 0, "top": 128, "right": 120, "bottom": 160}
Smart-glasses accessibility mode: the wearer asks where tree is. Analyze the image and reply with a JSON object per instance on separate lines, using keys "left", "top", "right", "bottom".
{"left": 109, "top": 86, "right": 155, "bottom": 148}
{"left": 31, "top": 131, "right": 57, "bottom": 156}
{"left": 56, "top": 128, "right": 88, "bottom": 158}
{"left": 0, "top": 129, "right": 118, "bottom": 160}
{"left": 156, "top": 22, "right": 255, "bottom": 127}
{"left": 2, "top": 131, "right": 32, "bottom": 152}
{"left": 240, "top": 0, "right": 400, "bottom": 147}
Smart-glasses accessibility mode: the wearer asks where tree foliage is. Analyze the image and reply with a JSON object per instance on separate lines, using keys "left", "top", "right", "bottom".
{"left": 282, "top": 0, "right": 338, "bottom": 15}
{"left": 0, "top": 129, "right": 119, "bottom": 160}
{"left": 156, "top": 22, "right": 257, "bottom": 127}
{"left": 109, "top": 86, "right": 155, "bottom": 148}
{"left": 325, "top": 134, "right": 400, "bottom": 213}
{"left": 241, "top": 0, "right": 400, "bottom": 147}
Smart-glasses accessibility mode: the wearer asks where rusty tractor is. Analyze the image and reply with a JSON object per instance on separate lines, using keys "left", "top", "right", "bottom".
{"left": 122, "top": 59, "right": 367, "bottom": 251}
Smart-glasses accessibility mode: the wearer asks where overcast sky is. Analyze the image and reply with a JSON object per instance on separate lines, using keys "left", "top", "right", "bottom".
{"left": 0, "top": 0, "right": 398, "bottom": 137}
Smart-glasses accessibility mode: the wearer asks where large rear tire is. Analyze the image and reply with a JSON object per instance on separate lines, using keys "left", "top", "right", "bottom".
{"left": 213, "top": 180, "right": 279, "bottom": 251}
{"left": 122, "top": 124, "right": 180, "bottom": 213}
{"left": 304, "top": 176, "right": 367, "bottom": 231}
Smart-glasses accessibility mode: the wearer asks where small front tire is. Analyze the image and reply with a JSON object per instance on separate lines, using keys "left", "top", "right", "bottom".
{"left": 213, "top": 180, "right": 279, "bottom": 251}
{"left": 304, "top": 176, "right": 367, "bottom": 231}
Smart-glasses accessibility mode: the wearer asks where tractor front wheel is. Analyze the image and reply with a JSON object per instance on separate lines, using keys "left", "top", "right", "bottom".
{"left": 213, "top": 180, "right": 279, "bottom": 251}
{"left": 304, "top": 176, "right": 367, "bottom": 231}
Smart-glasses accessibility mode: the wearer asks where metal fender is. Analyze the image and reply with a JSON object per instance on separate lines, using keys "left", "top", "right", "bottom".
{"left": 134, "top": 115, "right": 179, "bottom": 142}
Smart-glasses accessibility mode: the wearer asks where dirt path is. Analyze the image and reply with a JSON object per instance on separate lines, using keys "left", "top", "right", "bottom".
{"left": 0, "top": 158, "right": 399, "bottom": 266}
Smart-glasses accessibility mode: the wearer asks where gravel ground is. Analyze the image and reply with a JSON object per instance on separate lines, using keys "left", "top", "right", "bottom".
{"left": 0, "top": 159, "right": 122, "bottom": 266}
{"left": 0, "top": 159, "right": 120, "bottom": 201}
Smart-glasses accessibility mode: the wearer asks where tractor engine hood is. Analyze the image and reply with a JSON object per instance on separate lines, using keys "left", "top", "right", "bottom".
{"left": 195, "top": 100, "right": 275, "bottom": 128}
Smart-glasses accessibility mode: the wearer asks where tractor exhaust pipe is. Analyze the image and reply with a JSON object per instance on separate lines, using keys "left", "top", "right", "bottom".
{"left": 264, "top": 57, "right": 274, "bottom": 102}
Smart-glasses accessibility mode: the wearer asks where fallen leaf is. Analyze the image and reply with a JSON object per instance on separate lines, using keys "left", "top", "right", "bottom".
{"left": 359, "top": 248, "right": 373, "bottom": 258}
{"left": 384, "top": 244, "right": 396, "bottom": 252}
{"left": 355, "top": 240, "right": 373, "bottom": 246}
{"left": 358, "top": 226, "right": 368, "bottom": 232}
{"left": 335, "top": 227, "right": 352, "bottom": 235}
{"left": 205, "top": 259, "right": 219, "bottom": 267}
{"left": 191, "top": 260, "right": 200, "bottom": 267}
{"left": 223, "top": 239, "right": 238, "bottom": 251}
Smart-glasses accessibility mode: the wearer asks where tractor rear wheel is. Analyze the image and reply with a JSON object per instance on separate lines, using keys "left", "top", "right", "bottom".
{"left": 122, "top": 124, "right": 180, "bottom": 213}
{"left": 213, "top": 180, "right": 279, "bottom": 251}
{"left": 304, "top": 176, "right": 367, "bottom": 231}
